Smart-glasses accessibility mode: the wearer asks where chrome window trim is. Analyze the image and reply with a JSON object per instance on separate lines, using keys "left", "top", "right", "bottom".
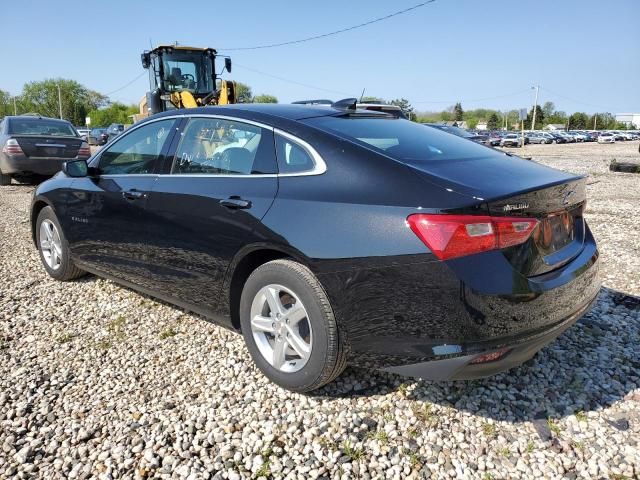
{"left": 92, "top": 113, "right": 328, "bottom": 178}
{"left": 273, "top": 128, "right": 327, "bottom": 176}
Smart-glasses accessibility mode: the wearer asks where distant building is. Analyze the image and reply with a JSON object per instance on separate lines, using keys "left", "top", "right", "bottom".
{"left": 615, "top": 113, "right": 640, "bottom": 128}
{"left": 544, "top": 124, "right": 566, "bottom": 131}
{"left": 476, "top": 122, "right": 488, "bottom": 131}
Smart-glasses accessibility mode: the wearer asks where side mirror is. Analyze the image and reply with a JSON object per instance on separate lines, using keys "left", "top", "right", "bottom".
{"left": 141, "top": 51, "right": 151, "bottom": 69}
{"left": 224, "top": 57, "right": 232, "bottom": 73}
{"left": 63, "top": 159, "right": 89, "bottom": 178}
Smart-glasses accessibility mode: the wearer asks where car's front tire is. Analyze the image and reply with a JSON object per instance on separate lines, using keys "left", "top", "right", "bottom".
{"left": 36, "top": 206, "right": 85, "bottom": 281}
{"left": 240, "top": 259, "right": 347, "bottom": 392}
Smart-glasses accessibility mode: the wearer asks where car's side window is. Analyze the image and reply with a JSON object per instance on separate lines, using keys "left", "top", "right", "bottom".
{"left": 98, "top": 120, "right": 175, "bottom": 175}
{"left": 172, "top": 118, "right": 277, "bottom": 175}
{"left": 274, "top": 133, "right": 316, "bottom": 174}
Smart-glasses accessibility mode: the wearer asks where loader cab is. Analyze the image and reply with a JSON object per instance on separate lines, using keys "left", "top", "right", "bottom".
{"left": 141, "top": 45, "right": 231, "bottom": 114}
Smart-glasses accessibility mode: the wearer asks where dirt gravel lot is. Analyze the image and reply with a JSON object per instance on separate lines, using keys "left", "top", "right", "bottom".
{"left": 1, "top": 141, "right": 639, "bottom": 479}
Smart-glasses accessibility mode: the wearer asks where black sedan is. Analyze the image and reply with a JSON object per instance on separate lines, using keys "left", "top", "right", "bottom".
{"left": 0, "top": 115, "right": 90, "bottom": 185}
{"left": 30, "top": 104, "right": 600, "bottom": 392}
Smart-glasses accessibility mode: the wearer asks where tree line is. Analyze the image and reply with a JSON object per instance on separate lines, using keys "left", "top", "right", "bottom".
{"left": 414, "top": 100, "right": 630, "bottom": 131}
{"left": 0, "top": 79, "right": 278, "bottom": 127}
{"left": 1, "top": 80, "right": 630, "bottom": 131}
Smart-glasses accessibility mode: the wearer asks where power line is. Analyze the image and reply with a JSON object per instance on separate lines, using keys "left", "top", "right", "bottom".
{"left": 412, "top": 89, "right": 531, "bottom": 105}
{"left": 539, "top": 87, "right": 621, "bottom": 112}
{"left": 219, "top": 1, "right": 436, "bottom": 51}
{"left": 234, "top": 63, "right": 353, "bottom": 96}
{"left": 103, "top": 71, "right": 147, "bottom": 97}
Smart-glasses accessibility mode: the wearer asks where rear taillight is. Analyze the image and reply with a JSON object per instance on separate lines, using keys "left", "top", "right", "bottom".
{"left": 77, "top": 141, "right": 90, "bottom": 157}
{"left": 407, "top": 214, "right": 538, "bottom": 260}
{"left": 2, "top": 139, "right": 24, "bottom": 156}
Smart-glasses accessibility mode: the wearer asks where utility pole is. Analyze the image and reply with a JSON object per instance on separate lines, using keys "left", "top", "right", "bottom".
{"left": 531, "top": 85, "right": 540, "bottom": 131}
{"left": 593, "top": 114, "right": 597, "bottom": 130}
{"left": 57, "top": 84, "right": 63, "bottom": 119}
{"left": 13, "top": 96, "right": 17, "bottom": 115}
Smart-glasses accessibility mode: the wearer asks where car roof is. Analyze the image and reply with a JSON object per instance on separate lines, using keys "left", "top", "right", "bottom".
{"left": 5, "top": 115, "right": 71, "bottom": 124}
{"left": 145, "top": 103, "right": 389, "bottom": 125}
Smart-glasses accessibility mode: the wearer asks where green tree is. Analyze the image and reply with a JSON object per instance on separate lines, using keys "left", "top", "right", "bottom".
{"left": 234, "top": 82, "right": 253, "bottom": 103}
{"left": 546, "top": 110, "right": 568, "bottom": 126}
{"left": 0, "top": 89, "right": 14, "bottom": 118}
{"left": 524, "top": 106, "right": 545, "bottom": 130}
{"left": 487, "top": 112, "right": 501, "bottom": 130}
{"left": 252, "top": 94, "right": 278, "bottom": 103}
{"left": 19, "top": 78, "right": 107, "bottom": 125}
{"left": 541, "top": 101, "right": 555, "bottom": 118}
{"left": 466, "top": 117, "right": 479, "bottom": 129}
{"left": 389, "top": 98, "right": 415, "bottom": 120}
{"left": 589, "top": 112, "right": 616, "bottom": 130}
{"left": 568, "top": 112, "right": 589, "bottom": 129}
{"left": 86, "top": 103, "right": 139, "bottom": 127}
{"left": 453, "top": 102, "right": 464, "bottom": 121}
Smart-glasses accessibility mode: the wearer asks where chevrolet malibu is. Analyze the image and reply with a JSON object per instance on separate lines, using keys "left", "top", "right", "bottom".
{"left": 30, "top": 103, "right": 600, "bottom": 392}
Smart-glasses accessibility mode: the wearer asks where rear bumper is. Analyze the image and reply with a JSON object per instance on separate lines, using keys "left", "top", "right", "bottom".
{"left": 0, "top": 153, "right": 74, "bottom": 175}
{"left": 383, "top": 293, "right": 597, "bottom": 380}
{"left": 317, "top": 223, "right": 600, "bottom": 377}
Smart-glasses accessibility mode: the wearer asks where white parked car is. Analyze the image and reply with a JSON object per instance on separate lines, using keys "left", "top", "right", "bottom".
{"left": 597, "top": 132, "right": 615, "bottom": 144}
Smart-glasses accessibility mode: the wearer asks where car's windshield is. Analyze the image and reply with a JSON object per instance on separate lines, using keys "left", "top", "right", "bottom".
{"left": 304, "top": 116, "right": 494, "bottom": 162}
{"left": 8, "top": 119, "right": 77, "bottom": 136}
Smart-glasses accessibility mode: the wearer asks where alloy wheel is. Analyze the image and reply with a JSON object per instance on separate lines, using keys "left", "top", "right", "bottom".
{"left": 39, "top": 219, "right": 63, "bottom": 270}
{"left": 250, "top": 284, "right": 313, "bottom": 373}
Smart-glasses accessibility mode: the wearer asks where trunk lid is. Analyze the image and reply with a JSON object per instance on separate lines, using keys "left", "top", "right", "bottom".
{"left": 13, "top": 135, "right": 82, "bottom": 159}
{"left": 406, "top": 154, "right": 586, "bottom": 276}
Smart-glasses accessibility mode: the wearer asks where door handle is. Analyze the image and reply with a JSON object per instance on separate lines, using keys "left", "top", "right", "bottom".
{"left": 122, "top": 189, "right": 146, "bottom": 200}
{"left": 219, "top": 196, "right": 251, "bottom": 209}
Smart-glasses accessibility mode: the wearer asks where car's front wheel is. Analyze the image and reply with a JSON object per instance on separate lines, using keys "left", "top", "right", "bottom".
{"left": 36, "top": 206, "right": 85, "bottom": 281}
{"left": 240, "top": 259, "right": 347, "bottom": 392}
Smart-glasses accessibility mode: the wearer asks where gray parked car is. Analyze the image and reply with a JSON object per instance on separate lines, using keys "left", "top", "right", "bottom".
{"left": 0, "top": 115, "right": 90, "bottom": 185}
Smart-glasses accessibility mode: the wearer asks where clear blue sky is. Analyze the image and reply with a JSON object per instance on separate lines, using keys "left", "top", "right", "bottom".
{"left": 2, "top": 0, "right": 639, "bottom": 114}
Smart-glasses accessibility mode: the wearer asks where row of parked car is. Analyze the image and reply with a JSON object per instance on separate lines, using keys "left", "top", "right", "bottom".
{"left": 74, "top": 123, "right": 125, "bottom": 146}
{"left": 481, "top": 129, "right": 640, "bottom": 147}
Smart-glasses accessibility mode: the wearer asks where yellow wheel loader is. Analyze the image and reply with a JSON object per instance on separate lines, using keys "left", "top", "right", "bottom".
{"left": 137, "top": 45, "right": 236, "bottom": 120}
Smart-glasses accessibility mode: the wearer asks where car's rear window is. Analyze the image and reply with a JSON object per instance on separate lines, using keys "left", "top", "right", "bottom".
{"left": 8, "top": 119, "right": 77, "bottom": 136}
{"left": 303, "top": 116, "right": 493, "bottom": 162}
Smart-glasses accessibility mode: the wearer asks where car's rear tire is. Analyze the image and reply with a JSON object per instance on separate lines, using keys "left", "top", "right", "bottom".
{"left": 36, "top": 206, "right": 85, "bottom": 281}
{"left": 0, "top": 171, "right": 11, "bottom": 186}
{"left": 240, "top": 259, "right": 347, "bottom": 392}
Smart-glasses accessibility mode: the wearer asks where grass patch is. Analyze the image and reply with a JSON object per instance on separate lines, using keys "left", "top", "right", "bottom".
{"left": 412, "top": 404, "right": 437, "bottom": 425}
{"left": 547, "top": 417, "right": 562, "bottom": 436}
{"left": 96, "top": 340, "right": 112, "bottom": 350}
{"left": 574, "top": 410, "right": 588, "bottom": 423}
{"left": 482, "top": 422, "right": 497, "bottom": 438}
{"left": 526, "top": 441, "right": 535, "bottom": 454}
{"left": 342, "top": 440, "right": 364, "bottom": 461}
{"left": 56, "top": 333, "right": 75, "bottom": 344}
{"left": 497, "top": 447, "right": 511, "bottom": 457}
{"left": 403, "top": 448, "right": 422, "bottom": 469}
{"left": 107, "top": 315, "right": 126, "bottom": 341}
{"left": 159, "top": 326, "right": 178, "bottom": 339}
{"left": 407, "top": 427, "right": 419, "bottom": 438}
{"left": 367, "top": 429, "right": 389, "bottom": 445}
{"left": 255, "top": 460, "right": 271, "bottom": 477}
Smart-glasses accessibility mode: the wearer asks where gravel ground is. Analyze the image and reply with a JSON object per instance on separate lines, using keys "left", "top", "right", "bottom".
{"left": 1, "top": 141, "right": 639, "bottom": 479}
